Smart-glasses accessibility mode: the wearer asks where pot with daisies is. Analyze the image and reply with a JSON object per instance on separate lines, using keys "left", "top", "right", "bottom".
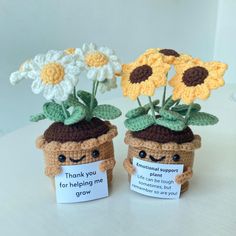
{"left": 121, "top": 48, "right": 227, "bottom": 198}
{"left": 10, "top": 43, "right": 122, "bottom": 203}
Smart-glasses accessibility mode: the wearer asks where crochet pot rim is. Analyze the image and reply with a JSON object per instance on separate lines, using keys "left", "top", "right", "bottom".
{"left": 125, "top": 131, "right": 201, "bottom": 151}
{"left": 36, "top": 123, "right": 118, "bottom": 152}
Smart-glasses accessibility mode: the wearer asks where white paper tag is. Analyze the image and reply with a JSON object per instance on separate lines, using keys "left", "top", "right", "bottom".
{"left": 55, "top": 161, "right": 108, "bottom": 203}
{"left": 130, "top": 158, "right": 184, "bottom": 199}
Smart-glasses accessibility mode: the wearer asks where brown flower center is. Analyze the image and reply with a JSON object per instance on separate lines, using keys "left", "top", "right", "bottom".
{"left": 182, "top": 66, "right": 209, "bottom": 87}
{"left": 159, "top": 49, "right": 180, "bottom": 57}
{"left": 129, "top": 65, "right": 153, "bottom": 84}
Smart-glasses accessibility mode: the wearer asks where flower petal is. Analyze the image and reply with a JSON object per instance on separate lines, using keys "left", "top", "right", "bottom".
{"left": 74, "top": 48, "right": 85, "bottom": 58}
{"left": 182, "top": 87, "right": 195, "bottom": 104}
{"left": 106, "top": 64, "right": 114, "bottom": 79}
{"left": 88, "top": 43, "right": 97, "bottom": 51}
{"left": 128, "top": 84, "right": 141, "bottom": 100}
{"left": 46, "top": 50, "right": 64, "bottom": 62}
{"left": 172, "top": 84, "right": 186, "bottom": 101}
{"left": 60, "top": 79, "right": 73, "bottom": 93}
{"left": 53, "top": 84, "right": 68, "bottom": 101}
{"left": 87, "top": 68, "right": 98, "bottom": 80}
{"left": 31, "top": 79, "right": 44, "bottom": 94}
{"left": 33, "top": 54, "right": 46, "bottom": 67}
{"left": 43, "top": 85, "right": 56, "bottom": 100}
{"left": 205, "top": 76, "right": 224, "bottom": 90}
{"left": 96, "top": 68, "right": 106, "bottom": 81}
{"left": 9, "top": 71, "right": 27, "bottom": 85}
{"left": 99, "top": 46, "right": 114, "bottom": 56}
{"left": 65, "top": 64, "right": 81, "bottom": 76}
{"left": 195, "top": 84, "right": 210, "bottom": 100}
{"left": 111, "top": 61, "right": 122, "bottom": 72}
{"left": 140, "top": 80, "right": 155, "bottom": 97}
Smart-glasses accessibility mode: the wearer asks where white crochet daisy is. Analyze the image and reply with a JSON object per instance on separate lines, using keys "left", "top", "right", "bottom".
{"left": 10, "top": 50, "right": 81, "bottom": 101}
{"left": 75, "top": 43, "right": 121, "bottom": 82}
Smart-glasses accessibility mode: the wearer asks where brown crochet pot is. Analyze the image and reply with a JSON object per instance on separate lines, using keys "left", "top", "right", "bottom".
{"left": 36, "top": 118, "right": 118, "bottom": 189}
{"left": 123, "top": 125, "right": 201, "bottom": 194}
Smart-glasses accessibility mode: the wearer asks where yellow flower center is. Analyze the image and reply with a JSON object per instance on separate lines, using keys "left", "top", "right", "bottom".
{"left": 85, "top": 52, "right": 108, "bottom": 67}
{"left": 40, "top": 63, "right": 65, "bottom": 84}
{"left": 65, "top": 48, "right": 76, "bottom": 55}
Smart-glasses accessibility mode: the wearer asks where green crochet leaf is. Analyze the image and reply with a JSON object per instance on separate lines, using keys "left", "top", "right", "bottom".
{"left": 164, "top": 96, "right": 177, "bottom": 109}
{"left": 125, "top": 100, "right": 160, "bottom": 119}
{"left": 64, "top": 106, "right": 87, "bottom": 125}
{"left": 93, "top": 105, "right": 121, "bottom": 120}
{"left": 187, "top": 112, "right": 218, "bottom": 126}
{"left": 30, "top": 113, "right": 46, "bottom": 122}
{"left": 125, "top": 107, "right": 147, "bottom": 118}
{"left": 159, "top": 108, "right": 185, "bottom": 121}
{"left": 63, "top": 94, "right": 81, "bottom": 108}
{"left": 77, "top": 90, "right": 98, "bottom": 108}
{"left": 154, "top": 106, "right": 161, "bottom": 113}
{"left": 172, "top": 103, "right": 201, "bottom": 115}
{"left": 156, "top": 117, "right": 186, "bottom": 131}
{"left": 43, "top": 102, "right": 69, "bottom": 122}
{"left": 125, "top": 115, "right": 155, "bottom": 131}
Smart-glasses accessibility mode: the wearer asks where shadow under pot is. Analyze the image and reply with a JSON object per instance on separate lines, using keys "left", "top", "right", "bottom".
{"left": 123, "top": 125, "right": 201, "bottom": 193}
{"left": 36, "top": 118, "right": 117, "bottom": 190}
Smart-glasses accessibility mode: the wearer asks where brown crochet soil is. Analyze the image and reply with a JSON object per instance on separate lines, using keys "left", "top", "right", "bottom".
{"left": 132, "top": 124, "right": 194, "bottom": 144}
{"left": 44, "top": 118, "right": 109, "bottom": 143}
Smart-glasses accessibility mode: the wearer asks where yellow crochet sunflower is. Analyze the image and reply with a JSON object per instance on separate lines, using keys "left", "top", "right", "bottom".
{"left": 121, "top": 53, "right": 171, "bottom": 100}
{"left": 169, "top": 60, "right": 228, "bottom": 104}
{"left": 140, "top": 48, "right": 194, "bottom": 65}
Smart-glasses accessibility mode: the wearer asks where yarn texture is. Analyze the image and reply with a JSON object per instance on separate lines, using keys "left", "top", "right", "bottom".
{"left": 36, "top": 123, "right": 118, "bottom": 185}
{"left": 132, "top": 124, "right": 194, "bottom": 144}
{"left": 44, "top": 118, "right": 109, "bottom": 143}
{"left": 124, "top": 131, "right": 201, "bottom": 193}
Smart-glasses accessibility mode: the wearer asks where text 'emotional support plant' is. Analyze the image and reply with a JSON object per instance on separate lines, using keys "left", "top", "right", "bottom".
{"left": 122, "top": 48, "right": 227, "bottom": 194}
{"left": 10, "top": 43, "right": 122, "bottom": 195}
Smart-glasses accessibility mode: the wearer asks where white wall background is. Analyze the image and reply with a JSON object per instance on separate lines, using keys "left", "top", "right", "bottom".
{"left": 0, "top": 0, "right": 230, "bottom": 135}
{"left": 214, "top": 0, "right": 236, "bottom": 83}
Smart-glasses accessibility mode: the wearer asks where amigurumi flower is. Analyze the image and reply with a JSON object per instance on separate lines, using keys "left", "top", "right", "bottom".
{"left": 169, "top": 60, "right": 228, "bottom": 104}
{"left": 10, "top": 50, "right": 81, "bottom": 101}
{"left": 75, "top": 43, "right": 121, "bottom": 82}
{"left": 121, "top": 51, "right": 170, "bottom": 100}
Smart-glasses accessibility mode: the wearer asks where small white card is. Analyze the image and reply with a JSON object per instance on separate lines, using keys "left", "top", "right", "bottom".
{"left": 130, "top": 158, "right": 184, "bottom": 199}
{"left": 55, "top": 161, "right": 108, "bottom": 203}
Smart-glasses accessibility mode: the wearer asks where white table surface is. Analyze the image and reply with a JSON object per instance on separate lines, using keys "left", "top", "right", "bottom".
{"left": 1, "top": 85, "right": 236, "bottom": 236}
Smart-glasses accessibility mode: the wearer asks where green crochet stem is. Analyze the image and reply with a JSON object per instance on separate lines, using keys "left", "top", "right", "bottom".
{"left": 73, "top": 87, "right": 76, "bottom": 98}
{"left": 89, "top": 80, "right": 99, "bottom": 120}
{"left": 185, "top": 103, "right": 193, "bottom": 122}
{"left": 162, "top": 86, "right": 167, "bottom": 107}
{"left": 61, "top": 102, "right": 69, "bottom": 119}
{"left": 90, "top": 81, "right": 96, "bottom": 115}
{"left": 148, "top": 96, "right": 156, "bottom": 119}
{"left": 137, "top": 97, "right": 142, "bottom": 107}
{"left": 95, "top": 81, "right": 99, "bottom": 94}
{"left": 161, "top": 72, "right": 168, "bottom": 107}
{"left": 175, "top": 100, "right": 180, "bottom": 106}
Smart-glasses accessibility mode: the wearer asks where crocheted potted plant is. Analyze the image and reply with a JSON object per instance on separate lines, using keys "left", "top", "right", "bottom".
{"left": 121, "top": 48, "right": 227, "bottom": 195}
{"left": 10, "top": 43, "right": 122, "bottom": 202}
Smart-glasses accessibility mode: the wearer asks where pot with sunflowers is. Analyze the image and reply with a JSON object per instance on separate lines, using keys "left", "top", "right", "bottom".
{"left": 122, "top": 48, "right": 227, "bottom": 198}
{"left": 10, "top": 43, "right": 122, "bottom": 203}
